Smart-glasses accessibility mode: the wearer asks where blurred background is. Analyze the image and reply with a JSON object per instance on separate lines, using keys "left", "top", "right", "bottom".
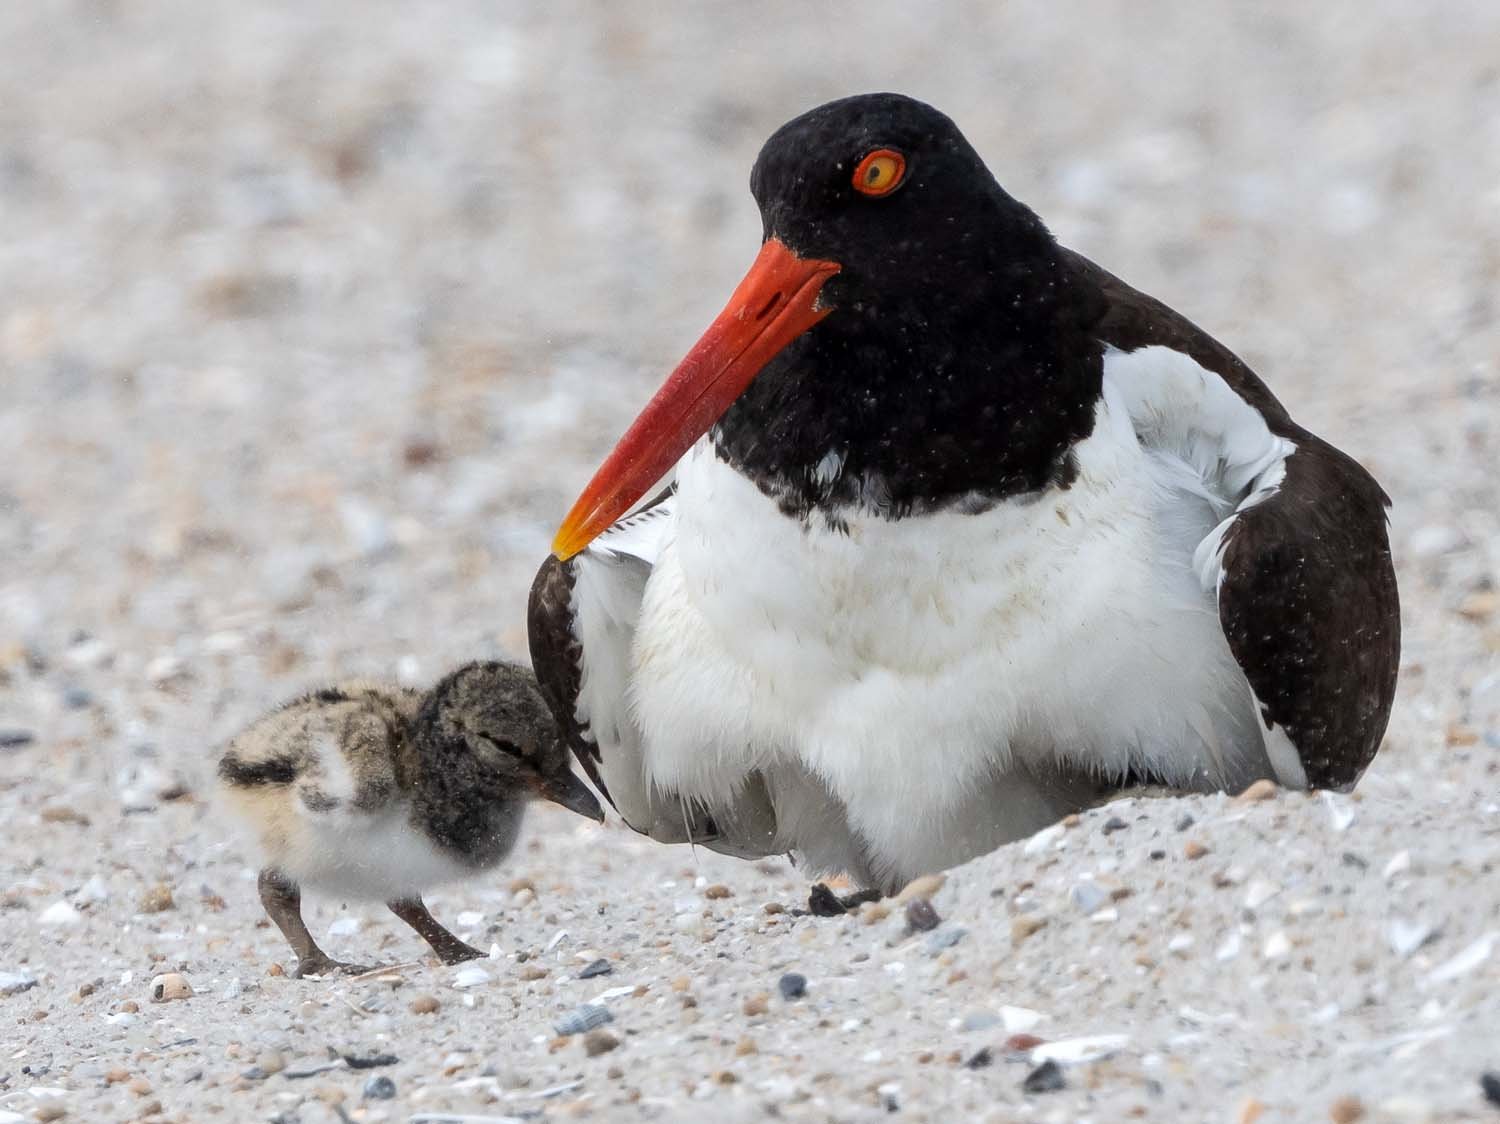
{"left": 2, "top": 0, "right": 1497, "bottom": 783}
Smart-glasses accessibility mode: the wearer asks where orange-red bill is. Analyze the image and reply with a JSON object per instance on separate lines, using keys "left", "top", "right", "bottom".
{"left": 551, "top": 238, "right": 841, "bottom": 560}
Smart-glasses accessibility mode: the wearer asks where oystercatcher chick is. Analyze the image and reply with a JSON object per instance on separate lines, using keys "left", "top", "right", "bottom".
{"left": 529, "top": 92, "right": 1400, "bottom": 896}
{"left": 219, "top": 661, "right": 603, "bottom": 976}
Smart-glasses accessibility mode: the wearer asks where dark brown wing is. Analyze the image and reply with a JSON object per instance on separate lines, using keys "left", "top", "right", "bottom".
{"left": 525, "top": 484, "right": 677, "bottom": 809}
{"left": 527, "top": 552, "right": 612, "bottom": 805}
{"left": 1214, "top": 440, "right": 1400, "bottom": 787}
{"left": 1068, "top": 247, "right": 1401, "bottom": 788}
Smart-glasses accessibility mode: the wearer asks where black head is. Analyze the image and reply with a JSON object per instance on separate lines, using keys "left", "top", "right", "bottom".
{"left": 415, "top": 661, "right": 604, "bottom": 822}
{"left": 751, "top": 93, "right": 1054, "bottom": 309}
{"left": 551, "top": 94, "right": 1106, "bottom": 557}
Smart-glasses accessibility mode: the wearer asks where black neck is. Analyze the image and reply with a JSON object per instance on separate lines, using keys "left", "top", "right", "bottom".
{"left": 712, "top": 247, "right": 1104, "bottom": 519}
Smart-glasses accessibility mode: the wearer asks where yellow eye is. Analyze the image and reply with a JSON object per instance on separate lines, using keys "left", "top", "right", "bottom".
{"left": 852, "top": 148, "right": 907, "bottom": 197}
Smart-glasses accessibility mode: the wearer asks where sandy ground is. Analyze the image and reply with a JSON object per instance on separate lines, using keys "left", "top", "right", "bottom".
{"left": 3, "top": 1, "right": 1500, "bottom": 1121}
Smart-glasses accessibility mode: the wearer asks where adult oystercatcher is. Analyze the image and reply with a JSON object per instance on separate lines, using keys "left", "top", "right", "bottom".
{"left": 528, "top": 93, "right": 1399, "bottom": 894}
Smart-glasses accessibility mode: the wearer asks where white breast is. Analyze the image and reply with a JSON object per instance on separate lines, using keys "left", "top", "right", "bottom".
{"left": 575, "top": 346, "right": 1294, "bottom": 891}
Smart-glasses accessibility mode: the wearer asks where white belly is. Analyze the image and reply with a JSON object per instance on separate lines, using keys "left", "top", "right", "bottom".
{"left": 279, "top": 803, "right": 484, "bottom": 902}
{"left": 624, "top": 388, "right": 1266, "bottom": 889}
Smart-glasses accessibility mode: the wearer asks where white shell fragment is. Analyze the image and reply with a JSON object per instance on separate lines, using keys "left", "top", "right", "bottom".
{"left": 553, "top": 1002, "right": 613, "bottom": 1036}
{"left": 1383, "top": 850, "right": 1412, "bottom": 880}
{"left": 38, "top": 900, "right": 82, "bottom": 926}
{"left": 1031, "top": 1034, "right": 1129, "bottom": 1065}
{"left": 1385, "top": 919, "right": 1435, "bottom": 959}
{"left": 1320, "top": 792, "right": 1355, "bottom": 832}
{"left": 1000, "top": 1005, "right": 1042, "bottom": 1032}
{"left": 1242, "top": 878, "right": 1281, "bottom": 911}
{"left": 149, "top": 972, "right": 193, "bottom": 1002}
{"left": 1023, "top": 823, "right": 1066, "bottom": 855}
{"left": 1425, "top": 933, "right": 1494, "bottom": 983}
{"left": 451, "top": 964, "right": 492, "bottom": 989}
{"left": 1215, "top": 931, "right": 1243, "bottom": 961}
{"left": 1262, "top": 930, "right": 1292, "bottom": 960}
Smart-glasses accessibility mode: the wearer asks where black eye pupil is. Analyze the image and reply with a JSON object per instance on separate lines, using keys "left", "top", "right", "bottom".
{"left": 866, "top": 164, "right": 881, "bottom": 183}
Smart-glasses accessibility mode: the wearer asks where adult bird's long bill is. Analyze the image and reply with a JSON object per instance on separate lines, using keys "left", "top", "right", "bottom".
{"left": 552, "top": 239, "right": 840, "bottom": 561}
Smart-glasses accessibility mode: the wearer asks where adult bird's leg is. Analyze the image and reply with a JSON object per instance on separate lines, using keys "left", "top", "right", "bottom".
{"left": 387, "top": 897, "right": 486, "bottom": 965}
{"left": 257, "top": 867, "right": 372, "bottom": 978}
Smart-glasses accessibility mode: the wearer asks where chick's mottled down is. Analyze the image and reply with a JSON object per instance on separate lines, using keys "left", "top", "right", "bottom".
{"left": 218, "top": 660, "right": 603, "bottom": 977}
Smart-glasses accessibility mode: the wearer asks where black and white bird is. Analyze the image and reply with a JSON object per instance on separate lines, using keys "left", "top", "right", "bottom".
{"left": 528, "top": 93, "right": 1399, "bottom": 896}
{"left": 218, "top": 661, "right": 602, "bottom": 977}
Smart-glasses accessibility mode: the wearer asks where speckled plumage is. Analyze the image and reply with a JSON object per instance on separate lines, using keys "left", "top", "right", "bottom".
{"left": 218, "top": 661, "right": 602, "bottom": 976}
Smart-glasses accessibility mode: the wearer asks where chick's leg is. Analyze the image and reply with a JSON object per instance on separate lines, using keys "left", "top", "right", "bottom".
{"left": 257, "top": 867, "right": 371, "bottom": 978}
{"left": 387, "top": 897, "right": 485, "bottom": 964}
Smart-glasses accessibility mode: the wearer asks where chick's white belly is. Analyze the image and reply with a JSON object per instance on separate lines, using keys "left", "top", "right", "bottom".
{"left": 280, "top": 805, "right": 480, "bottom": 901}
{"left": 626, "top": 418, "right": 1264, "bottom": 885}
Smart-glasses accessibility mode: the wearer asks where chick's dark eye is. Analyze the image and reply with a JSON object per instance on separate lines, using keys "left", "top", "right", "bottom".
{"left": 852, "top": 148, "right": 906, "bottom": 197}
{"left": 477, "top": 731, "right": 522, "bottom": 757}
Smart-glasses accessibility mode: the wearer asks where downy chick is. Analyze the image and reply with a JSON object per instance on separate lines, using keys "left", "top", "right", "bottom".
{"left": 218, "top": 660, "right": 603, "bottom": 977}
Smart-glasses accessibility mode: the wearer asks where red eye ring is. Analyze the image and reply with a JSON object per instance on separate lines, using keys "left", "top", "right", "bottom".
{"left": 852, "top": 148, "right": 907, "bottom": 197}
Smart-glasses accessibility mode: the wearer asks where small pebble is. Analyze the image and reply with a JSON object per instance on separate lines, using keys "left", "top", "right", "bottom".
{"left": 1237, "top": 1098, "right": 1266, "bottom": 1124}
{"left": 923, "top": 925, "right": 967, "bottom": 955}
{"left": 895, "top": 873, "right": 947, "bottom": 903}
{"left": 960, "top": 1011, "right": 1000, "bottom": 1032}
{"left": 904, "top": 898, "right": 941, "bottom": 932}
{"left": 362, "top": 1075, "right": 396, "bottom": 1100}
{"left": 126, "top": 1078, "right": 151, "bottom": 1097}
{"left": 256, "top": 1051, "right": 286, "bottom": 1076}
{"left": 1071, "top": 880, "right": 1109, "bottom": 914}
{"left": 703, "top": 884, "right": 732, "bottom": 899}
{"left": 777, "top": 973, "right": 807, "bottom": 1000}
{"left": 1236, "top": 778, "right": 1278, "bottom": 802}
{"left": 578, "top": 958, "right": 612, "bottom": 979}
{"left": 1004, "top": 1033, "right": 1046, "bottom": 1054}
{"left": 408, "top": 995, "right": 440, "bottom": 1015}
{"left": 1183, "top": 840, "right": 1209, "bottom": 860}
{"left": 1328, "top": 1095, "right": 1365, "bottom": 1122}
{"left": 1101, "top": 816, "right": 1129, "bottom": 834}
{"left": 1022, "top": 1059, "right": 1065, "bottom": 1094}
{"left": 0, "top": 729, "right": 36, "bottom": 749}
{"left": 1175, "top": 813, "right": 1196, "bottom": 832}
{"left": 963, "top": 1047, "right": 993, "bottom": 1070}
{"left": 1011, "top": 915, "right": 1047, "bottom": 944}
{"left": 1480, "top": 1071, "right": 1500, "bottom": 1107}
{"left": 34, "top": 1104, "right": 67, "bottom": 1122}
{"left": 149, "top": 973, "right": 192, "bottom": 1002}
{"left": 743, "top": 993, "right": 770, "bottom": 1017}
{"left": 139, "top": 884, "right": 174, "bottom": 913}
{"left": 0, "top": 970, "right": 38, "bottom": 996}
{"left": 583, "top": 1030, "right": 620, "bottom": 1057}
